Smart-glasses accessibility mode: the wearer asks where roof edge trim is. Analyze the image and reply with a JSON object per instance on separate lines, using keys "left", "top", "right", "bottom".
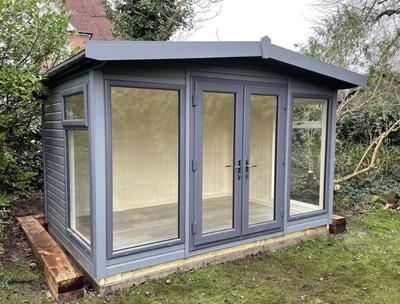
{"left": 43, "top": 38, "right": 368, "bottom": 88}
{"left": 85, "top": 40, "right": 262, "bottom": 61}
{"left": 269, "top": 45, "right": 367, "bottom": 87}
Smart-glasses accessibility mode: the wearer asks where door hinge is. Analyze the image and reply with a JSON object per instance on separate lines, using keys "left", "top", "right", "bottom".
{"left": 192, "top": 94, "right": 197, "bottom": 106}
{"left": 192, "top": 222, "right": 197, "bottom": 234}
{"left": 192, "top": 159, "right": 199, "bottom": 171}
{"left": 281, "top": 154, "right": 285, "bottom": 166}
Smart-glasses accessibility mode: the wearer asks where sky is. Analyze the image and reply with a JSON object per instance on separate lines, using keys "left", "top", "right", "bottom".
{"left": 188, "top": 0, "right": 319, "bottom": 51}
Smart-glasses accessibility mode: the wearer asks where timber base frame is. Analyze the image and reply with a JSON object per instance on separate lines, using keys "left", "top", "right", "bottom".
{"left": 96, "top": 225, "right": 328, "bottom": 294}
{"left": 17, "top": 215, "right": 84, "bottom": 302}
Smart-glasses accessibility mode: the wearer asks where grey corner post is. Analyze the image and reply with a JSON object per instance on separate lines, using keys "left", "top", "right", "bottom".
{"left": 327, "top": 90, "right": 338, "bottom": 223}
{"left": 184, "top": 69, "right": 191, "bottom": 257}
{"left": 282, "top": 79, "right": 293, "bottom": 233}
{"left": 89, "top": 68, "right": 107, "bottom": 279}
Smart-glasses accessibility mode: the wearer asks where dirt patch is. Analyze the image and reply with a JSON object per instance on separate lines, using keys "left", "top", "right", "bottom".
{"left": 10, "top": 194, "right": 44, "bottom": 218}
{"left": 0, "top": 196, "right": 48, "bottom": 302}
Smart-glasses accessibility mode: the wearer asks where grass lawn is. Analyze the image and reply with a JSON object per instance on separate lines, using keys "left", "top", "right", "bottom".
{"left": 1, "top": 209, "right": 400, "bottom": 303}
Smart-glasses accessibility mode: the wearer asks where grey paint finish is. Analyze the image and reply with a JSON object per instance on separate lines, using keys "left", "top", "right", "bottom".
{"left": 84, "top": 39, "right": 366, "bottom": 87}
{"left": 285, "top": 85, "right": 336, "bottom": 223}
{"left": 269, "top": 45, "right": 367, "bottom": 87}
{"left": 43, "top": 73, "right": 95, "bottom": 277}
{"left": 46, "top": 37, "right": 367, "bottom": 89}
{"left": 89, "top": 68, "right": 108, "bottom": 279}
{"left": 104, "top": 80, "right": 186, "bottom": 259}
{"left": 43, "top": 58, "right": 346, "bottom": 281}
{"left": 242, "top": 83, "right": 286, "bottom": 235}
{"left": 86, "top": 40, "right": 262, "bottom": 61}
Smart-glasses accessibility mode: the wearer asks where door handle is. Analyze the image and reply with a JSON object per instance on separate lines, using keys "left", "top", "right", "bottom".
{"left": 225, "top": 160, "right": 242, "bottom": 179}
{"left": 245, "top": 159, "right": 257, "bottom": 178}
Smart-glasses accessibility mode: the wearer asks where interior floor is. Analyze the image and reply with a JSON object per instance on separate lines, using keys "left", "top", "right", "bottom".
{"left": 75, "top": 197, "right": 319, "bottom": 251}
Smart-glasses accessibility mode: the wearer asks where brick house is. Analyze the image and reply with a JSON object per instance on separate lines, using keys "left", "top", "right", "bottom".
{"left": 62, "top": 0, "right": 114, "bottom": 50}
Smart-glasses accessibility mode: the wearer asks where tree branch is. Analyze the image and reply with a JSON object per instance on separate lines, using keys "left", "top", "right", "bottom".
{"left": 335, "top": 118, "right": 400, "bottom": 185}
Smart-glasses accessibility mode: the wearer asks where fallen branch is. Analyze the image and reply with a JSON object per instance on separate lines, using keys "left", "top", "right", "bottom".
{"left": 334, "top": 118, "right": 400, "bottom": 186}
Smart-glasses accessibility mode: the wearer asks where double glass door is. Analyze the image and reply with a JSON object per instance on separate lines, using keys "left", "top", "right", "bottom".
{"left": 192, "top": 79, "right": 286, "bottom": 247}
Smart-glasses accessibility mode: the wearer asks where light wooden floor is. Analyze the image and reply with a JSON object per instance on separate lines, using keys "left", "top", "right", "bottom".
{"left": 76, "top": 197, "right": 319, "bottom": 251}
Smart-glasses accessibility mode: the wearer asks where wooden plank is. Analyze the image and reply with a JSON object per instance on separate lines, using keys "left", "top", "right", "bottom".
{"left": 17, "top": 216, "right": 84, "bottom": 302}
{"left": 329, "top": 214, "right": 347, "bottom": 234}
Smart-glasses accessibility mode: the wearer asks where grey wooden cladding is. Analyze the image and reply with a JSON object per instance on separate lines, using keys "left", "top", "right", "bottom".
{"left": 44, "top": 121, "right": 63, "bottom": 130}
{"left": 46, "top": 168, "right": 65, "bottom": 183}
{"left": 45, "top": 159, "right": 65, "bottom": 174}
{"left": 45, "top": 145, "right": 64, "bottom": 157}
{"left": 45, "top": 154, "right": 64, "bottom": 168}
{"left": 44, "top": 129, "right": 64, "bottom": 139}
{"left": 43, "top": 91, "right": 67, "bottom": 235}
{"left": 44, "top": 137, "right": 64, "bottom": 147}
{"left": 44, "top": 112, "right": 63, "bottom": 122}
{"left": 44, "top": 103, "right": 61, "bottom": 113}
{"left": 47, "top": 188, "right": 66, "bottom": 207}
{"left": 47, "top": 204, "right": 65, "bottom": 226}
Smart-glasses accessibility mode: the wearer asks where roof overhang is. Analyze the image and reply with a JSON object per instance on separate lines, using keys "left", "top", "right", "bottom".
{"left": 45, "top": 36, "right": 367, "bottom": 88}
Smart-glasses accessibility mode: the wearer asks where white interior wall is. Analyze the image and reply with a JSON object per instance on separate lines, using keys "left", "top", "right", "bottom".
{"left": 202, "top": 92, "right": 234, "bottom": 200}
{"left": 111, "top": 87, "right": 179, "bottom": 211}
{"left": 248, "top": 95, "right": 276, "bottom": 204}
{"left": 111, "top": 88, "right": 277, "bottom": 212}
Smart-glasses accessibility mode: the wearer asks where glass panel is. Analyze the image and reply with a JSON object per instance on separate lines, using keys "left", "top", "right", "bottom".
{"left": 111, "top": 86, "right": 179, "bottom": 251}
{"left": 68, "top": 130, "right": 91, "bottom": 243}
{"left": 290, "top": 98, "right": 327, "bottom": 216}
{"left": 202, "top": 92, "right": 235, "bottom": 234}
{"left": 65, "top": 92, "right": 85, "bottom": 120}
{"left": 248, "top": 95, "right": 277, "bottom": 225}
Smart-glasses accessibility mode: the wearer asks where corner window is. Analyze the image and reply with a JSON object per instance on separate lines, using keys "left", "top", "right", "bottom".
{"left": 62, "top": 87, "right": 91, "bottom": 245}
{"left": 65, "top": 92, "right": 85, "bottom": 120}
{"left": 63, "top": 89, "right": 87, "bottom": 127}
{"left": 67, "top": 129, "right": 90, "bottom": 243}
{"left": 290, "top": 98, "right": 328, "bottom": 217}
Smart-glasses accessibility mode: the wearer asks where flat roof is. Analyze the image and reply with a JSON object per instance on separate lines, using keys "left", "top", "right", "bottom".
{"left": 45, "top": 36, "right": 367, "bottom": 88}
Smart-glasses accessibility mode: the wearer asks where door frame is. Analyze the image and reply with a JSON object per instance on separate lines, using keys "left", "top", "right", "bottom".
{"left": 191, "top": 78, "right": 244, "bottom": 246}
{"left": 241, "top": 84, "right": 287, "bottom": 235}
{"left": 190, "top": 77, "right": 287, "bottom": 250}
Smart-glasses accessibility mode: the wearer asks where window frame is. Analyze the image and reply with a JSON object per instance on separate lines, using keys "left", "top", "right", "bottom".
{"left": 61, "top": 84, "right": 92, "bottom": 253}
{"left": 105, "top": 80, "right": 186, "bottom": 259}
{"left": 61, "top": 84, "right": 89, "bottom": 127}
{"left": 287, "top": 93, "right": 331, "bottom": 221}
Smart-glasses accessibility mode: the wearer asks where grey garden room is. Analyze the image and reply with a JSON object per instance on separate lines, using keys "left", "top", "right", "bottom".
{"left": 42, "top": 36, "right": 367, "bottom": 291}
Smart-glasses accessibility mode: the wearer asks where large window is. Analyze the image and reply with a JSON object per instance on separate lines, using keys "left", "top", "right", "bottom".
{"left": 202, "top": 92, "right": 235, "bottom": 234}
{"left": 290, "top": 98, "right": 328, "bottom": 217}
{"left": 68, "top": 130, "right": 90, "bottom": 243}
{"left": 248, "top": 95, "right": 276, "bottom": 225}
{"left": 110, "top": 85, "right": 180, "bottom": 252}
{"left": 63, "top": 88, "right": 91, "bottom": 245}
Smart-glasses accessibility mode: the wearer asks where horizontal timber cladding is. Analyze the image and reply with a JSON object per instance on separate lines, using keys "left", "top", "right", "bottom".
{"left": 43, "top": 73, "right": 95, "bottom": 277}
{"left": 43, "top": 91, "right": 65, "bottom": 234}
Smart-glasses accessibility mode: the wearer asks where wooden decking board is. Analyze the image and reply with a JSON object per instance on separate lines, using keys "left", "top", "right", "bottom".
{"left": 17, "top": 215, "right": 84, "bottom": 302}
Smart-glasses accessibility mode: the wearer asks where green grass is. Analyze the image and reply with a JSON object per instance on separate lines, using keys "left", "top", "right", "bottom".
{"left": 0, "top": 249, "right": 48, "bottom": 303}
{"left": 2, "top": 210, "right": 400, "bottom": 303}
